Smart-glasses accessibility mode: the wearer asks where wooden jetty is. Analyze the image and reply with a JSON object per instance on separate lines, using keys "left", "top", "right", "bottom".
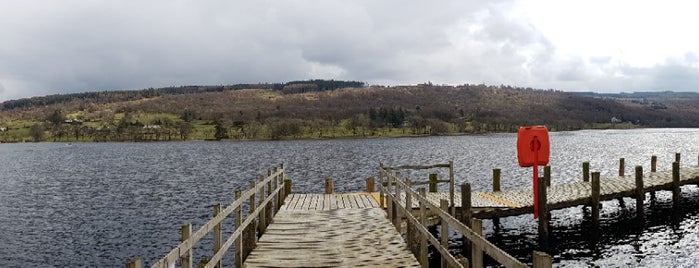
{"left": 379, "top": 153, "right": 699, "bottom": 245}
{"left": 128, "top": 163, "right": 551, "bottom": 268}
{"left": 244, "top": 193, "right": 420, "bottom": 267}
{"left": 129, "top": 152, "right": 699, "bottom": 268}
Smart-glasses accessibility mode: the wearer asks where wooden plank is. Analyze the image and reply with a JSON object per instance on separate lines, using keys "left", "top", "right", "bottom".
{"left": 244, "top": 207, "right": 420, "bottom": 268}
{"left": 385, "top": 165, "right": 699, "bottom": 220}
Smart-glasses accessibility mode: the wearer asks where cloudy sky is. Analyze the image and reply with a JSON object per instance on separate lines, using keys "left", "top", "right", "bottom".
{"left": 1, "top": 0, "right": 698, "bottom": 101}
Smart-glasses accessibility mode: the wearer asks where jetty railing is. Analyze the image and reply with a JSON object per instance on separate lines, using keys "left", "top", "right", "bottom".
{"left": 380, "top": 162, "right": 456, "bottom": 215}
{"left": 126, "top": 164, "right": 289, "bottom": 268}
{"left": 379, "top": 164, "right": 551, "bottom": 268}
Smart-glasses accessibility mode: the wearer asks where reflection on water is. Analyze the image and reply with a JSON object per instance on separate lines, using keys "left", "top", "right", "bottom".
{"left": 0, "top": 128, "right": 698, "bottom": 266}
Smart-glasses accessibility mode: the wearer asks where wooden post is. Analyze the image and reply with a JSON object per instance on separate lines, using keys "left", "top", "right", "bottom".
{"left": 429, "top": 173, "right": 438, "bottom": 192}
{"left": 379, "top": 163, "right": 385, "bottom": 208}
{"left": 649, "top": 155, "right": 657, "bottom": 200}
{"left": 267, "top": 170, "right": 274, "bottom": 220}
{"left": 258, "top": 176, "right": 267, "bottom": 235}
{"left": 125, "top": 258, "right": 141, "bottom": 268}
{"left": 544, "top": 165, "right": 551, "bottom": 187}
{"left": 181, "top": 223, "right": 192, "bottom": 268}
{"left": 366, "top": 177, "right": 375, "bottom": 192}
{"left": 234, "top": 190, "right": 242, "bottom": 268}
{"left": 619, "top": 158, "right": 625, "bottom": 177}
{"left": 591, "top": 172, "right": 600, "bottom": 226}
{"left": 582, "top": 162, "right": 590, "bottom": 182}
{"left": 492, "top": 169, "right": 501, "bottom": 191}
{"left": 283, "top": 178, "right": 292, "bottom": 200}
{"left": 461, "top": 183, "right": 472, "bottom": 228}
{"left": 213, "top": 203, "right": 222, "bottom": 268}
{"left": 532, "top": 251, "right": 552, "bottom": 268}
{"left": 673, "top": 162, "right": 681, "bottom": 207}
{"left": 273, "top": 168, "right": 280, "bottom": 213}
{"left": 461, "top": 183, "right": 472, "bottom": 258}
{"left": 418, "top": 188, "right": 428, "bottom": 268}
{"left": 457, "top": 257, "right": 471, "bottom": 268}
{"left": 471, "top": 218, "right": 483, "bottom": 268}
{"left": 634, "top": 166, "right": 644, "bottom": 218}
{"left": 492, "top": 168, "right": 501, "bottom": 230}
{"left": 325, "top": 178, "right": 334, "bottom": 194}
{"left": 198, "top": 258, "right": 209, "bottom": 268}
{"left": 537, "top": 176, "right": 549, "bottom": 246}
{"left": 406, "top": 181, "right": 414, "bottom": 254}
{"left": 440, "top": 199, "right": 449, "bottom": 268}
{"left": 449, "top": 160, "right": 455, "bottom": 216}
{"left": 676, "top": 152, "right": 681, "bottom": 164}
{"left": 246, "top": 181, "right": 257, "bottom": 256}
{"left": 387, "top": 173, "right": 394, "bottom": 222}
{"left": 393, "top": 172, "right": 402, "bottom": 230}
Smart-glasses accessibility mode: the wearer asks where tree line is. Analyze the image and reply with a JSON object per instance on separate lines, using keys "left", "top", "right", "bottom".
{"left": 3, "top": 83, "right": 699, "bottom": 142}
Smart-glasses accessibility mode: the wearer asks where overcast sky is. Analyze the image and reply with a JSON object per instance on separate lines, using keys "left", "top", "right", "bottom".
{"left": 1, "top": 0, "right": 698, "bottom": 101}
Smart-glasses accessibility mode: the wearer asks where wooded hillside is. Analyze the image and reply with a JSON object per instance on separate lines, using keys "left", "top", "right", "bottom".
{"left": 1, "top": 80, "right": 698, "bottom": 142}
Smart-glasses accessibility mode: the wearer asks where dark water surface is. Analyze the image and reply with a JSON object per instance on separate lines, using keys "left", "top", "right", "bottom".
{"left": 1, "top": 128, "right": 698, "bottom": 267}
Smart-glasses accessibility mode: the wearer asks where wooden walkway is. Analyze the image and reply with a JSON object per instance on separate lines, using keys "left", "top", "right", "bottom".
{"left": 243, "top": 193, "right": 420, "bottom": 267}
{"left": 390, "top": 165, "right": 699, "bottom": 219}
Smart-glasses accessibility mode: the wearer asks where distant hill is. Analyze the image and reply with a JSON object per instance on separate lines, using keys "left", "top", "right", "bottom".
{"left": 1, "top": 80, "right": 698, "bottom": 142}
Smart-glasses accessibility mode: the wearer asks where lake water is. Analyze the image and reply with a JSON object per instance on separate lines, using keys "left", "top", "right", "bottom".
{"left": 1, "top": 128, "right": 698, "bottom": 267}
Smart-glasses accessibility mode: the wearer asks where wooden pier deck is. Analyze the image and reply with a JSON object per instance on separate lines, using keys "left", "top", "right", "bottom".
{"left": 389, "top": 165, "right": 699, "bottom": 219}
{"left": 138, "top": 155, "right": 699, "bottom": 268}
{"left": 243, "top": 193, "right": 420, "bottom": 267}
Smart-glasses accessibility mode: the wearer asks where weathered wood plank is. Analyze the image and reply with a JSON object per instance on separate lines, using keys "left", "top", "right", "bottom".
{"left": 244, "top": 199, "right": 419, "bottom": 268}
{"left": 393, "top": 166, "right": 699, "bottom": 220}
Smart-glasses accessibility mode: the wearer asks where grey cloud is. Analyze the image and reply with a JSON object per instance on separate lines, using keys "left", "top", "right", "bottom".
{"left": 0, "top": 0, "right": 697, "bottom": 101}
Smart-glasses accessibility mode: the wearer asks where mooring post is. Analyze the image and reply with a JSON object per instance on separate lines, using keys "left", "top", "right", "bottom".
{"left": 492, "top": 168, "right": 501, "bottom": 191}
{"left": 634, "top": 166, "right": 644, "bottom": 218}
{"left": 440, "top": 199, "right": 449, "bottom": 268}
{"left": 619, "top": 158, "right": 625, "bottom": 177}
{"left": 461, "top": 183, "right": 472, "bottom": 258}
{"left": 471, "top": 218, "right": 484, "bottom": 268}
{"left": 676, "top": 153, "right": 681, "bottom": 164}
{"left": 366, "top": 177, "right": 375, "bottom": 192}
{"left": 213, "top": 203, "right": 222, "bottom": 268}
{"left": 283, "top": 178, "right": 292, "bottom": 201}
{"left": 544, "top": 165, "right": 551, "bottom": 187}
{"left": 461, "top": 183, "right": 472, "bottom": 228}
{"left": 325, "top": 178, "right": 334, "bottom": 194}
{"left": 125, "top": 258, "right": 142, "bottom": 268}
{"left": 492, "top": 168, "right": 501, "bottom": 230}
{"left": 234, "top": 190, "right": 242, "bottom": 268}
{"left": 582, "top": 162, "right": 590, "bottom": 182}
{"left": 537, "top": 176, "right": 549, "bottom": 247}
{"left": 591, "top": 172, "right": 600, "bottom": 226}
{"left": 181, "top": 223, "right": 193, "bottom": 268}
{"left": 673, "top": 162, "right": 681, "bottom": 207}
{"left": 532, "top": 251, "right": 552, "bottom": 268}
{"left": 429, "top": 173, "right": 438, "bottom": 192}
{"left": 198, "top": 258, "right": 209, "bottom": 268}
{"left": 649, "top": 155, "right": 657, "bottom": 200}
{"left": 418, "top": 188, "right": 428, "bottom": 268}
